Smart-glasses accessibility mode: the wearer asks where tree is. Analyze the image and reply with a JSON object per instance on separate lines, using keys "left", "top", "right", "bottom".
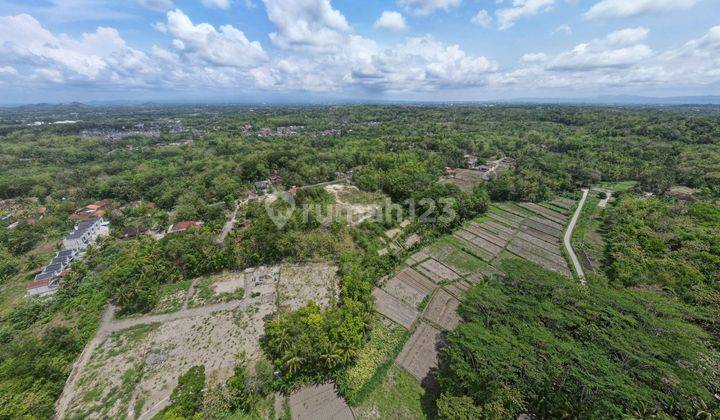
{"left": 160, "top": 365, "right": 206, "bottom": 419}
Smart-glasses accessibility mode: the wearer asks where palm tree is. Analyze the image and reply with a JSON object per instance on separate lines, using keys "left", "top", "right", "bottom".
{"left": 284, "top": 356, "right": 303, "bottom": 375}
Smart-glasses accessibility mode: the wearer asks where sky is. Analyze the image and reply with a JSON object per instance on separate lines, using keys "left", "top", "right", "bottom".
{"left": 0, "top": 0, "right": 719, "bottom": 104}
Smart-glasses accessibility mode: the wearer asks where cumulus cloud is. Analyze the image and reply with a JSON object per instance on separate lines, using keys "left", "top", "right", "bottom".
{"left": 0, "top": 13, "right": 154, "bottom": 83}
{"left": 262, "top": 0, "right": 351, "bottom": 51}
{"left": 585, "top": 0, "right": 698, "bottom": 20}
{"left": 400, "top": 0, "right": 462, "bottom": 16}
{"left": 496, "top": 0, "right": 556, "bottom": 31}
{"left": 374, "top": 11, "right": 407, "bottom": 32}
{"left": 471, "top": 10, "right": 493, "bottom": 29}
{"left": 201, "top": 0, "right": 232, "bottom": 9}
{"left": 166, "top": 9, "right": 266, "bottom": 67}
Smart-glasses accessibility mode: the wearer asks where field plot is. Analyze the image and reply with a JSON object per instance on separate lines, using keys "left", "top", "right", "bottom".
{"left": 373, "top": 287, "right": 419, "bottom": 329}
{"left": 456, "top": 228, "right": 503, "bottom": 256}
{"left": 423, "top": 289, "right": 462, "bottom": 330}
{"left": 63, "top": 263, "right": 340, "bottom": 419}
{"left": 396, "top": 322, "right": 444, "bottom": 383}
{"left": 407, "top": 250, "right": 430, "bottom": 265}
{"left": 442, "top": 168, "right": 485, "bottom": 193}
{"left": 487, "top": 212, "right": 521, "bottom": 228}
{"left": 551, "top": 197, "right": 576, "bottom": 210}
{"left": 517, "top": 202, "right": 567, "bottom": 224}
{"left": 464, "top": 222, "right": 509, "bottom": 247}
{"left": 443, "top": 280, "right": 470, "bottom": 299}
{"left": 277, "top": 263, "right": 339, "bottom": 311}
{"left": 416, "top": 258, "right": 460, "bottom": 283}
{"left": 382, "top": 268, "right": 437, "bottom": 308}
{"left": 289, "top": 383, "right": 353, "bottom": 420}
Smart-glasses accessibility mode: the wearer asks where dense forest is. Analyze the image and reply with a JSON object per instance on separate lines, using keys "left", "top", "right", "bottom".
{"left": 0, "top": 104, "right": 719, "bottom": 418}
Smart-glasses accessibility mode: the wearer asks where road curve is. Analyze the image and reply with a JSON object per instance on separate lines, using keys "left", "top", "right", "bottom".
{"left": 564, "top": 188, "right": 589, "bottom": 285}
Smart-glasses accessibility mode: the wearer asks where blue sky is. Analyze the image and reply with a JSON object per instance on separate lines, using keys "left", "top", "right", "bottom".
{"left": 0, "top": 0, "right": 719, "bottom": 103}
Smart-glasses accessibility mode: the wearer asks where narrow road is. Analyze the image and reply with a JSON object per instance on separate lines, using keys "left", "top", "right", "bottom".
{"left": 54, "top": 304, "right": 116, "bottom": 419}
{"left": 218, "top": 199, "right": 246, "bottom": 243}
{"left": 564, "top": 188, "right": 589, "bottom": 285}
{"left": 106, "top": 298, "right": 246, "bottom": 333}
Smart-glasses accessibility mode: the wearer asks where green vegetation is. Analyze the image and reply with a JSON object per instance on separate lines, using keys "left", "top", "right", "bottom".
{"left": 156, "top": 365, "right": 206, "bottom": 419}
{"left": 353, "top": 366, "right": 430, "bottom": 419}
{"left": 1, "top": 104, "right": 720, "bottom": 418}
{"left": 336, "top": 320, "right": 408, "bottom": 405}
{"left": 436, "top": 259, "right": 720, "bottom": 418}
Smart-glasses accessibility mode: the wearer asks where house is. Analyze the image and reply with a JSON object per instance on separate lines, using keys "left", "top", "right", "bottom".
{"left": 254, "top": 180, "right": 270, "bottom": 193}
{"left": 62, "top": 217, "right": 110, "bottom": 250}
{"left": 248, "top": 191, "right": 259, "bottom": 201}
{"left": 27, "top": 277, "right": 61, "bottom": 297}
{"left": 70, "top": 199, "right": 110, "bottom": 220}
{"left": 167, "top": 220, "right": 203, "bottom": 234}
{"left": 122, "top": 226, "right": 147, "bottom": 238}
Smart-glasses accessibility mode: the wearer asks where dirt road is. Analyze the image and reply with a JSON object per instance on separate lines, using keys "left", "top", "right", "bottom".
{"left": 564, "top": 188, "right": 589, "bottom": 285}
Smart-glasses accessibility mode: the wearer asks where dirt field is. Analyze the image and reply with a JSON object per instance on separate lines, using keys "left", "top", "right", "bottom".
{"left": 422, "top": 289, "right": 461, "bottom": 330}
{"left": 62, "top": 262, "right": 340, "bottom": 419}
{"left": 373, "top": 287, "right": 419, "bottom": 329}
{"left": 289, "top": 383, "right": 353, "bottom": 420}
{"left": 382, "top": 268, "right": 437, "bottom": 308}
{"left": 324, "top": 183, "right": 382, "bottom": 226}
{"left": 416, "top": 259, "right": 460, "bottom": 283}
{"left": 395, "top": 322, "right": 444, "bottom": 384}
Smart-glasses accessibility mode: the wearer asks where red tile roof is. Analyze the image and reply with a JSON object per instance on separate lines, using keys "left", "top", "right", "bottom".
{"left": 27, "top": 279, "right": 51, "bottom": 289}
{"left": 170, "top": 221, "right": 201, "bottom": 232}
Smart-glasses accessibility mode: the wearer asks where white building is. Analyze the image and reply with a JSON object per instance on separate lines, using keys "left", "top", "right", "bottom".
{"left": 62, "top": 217, "right": 110, "bottom": 250}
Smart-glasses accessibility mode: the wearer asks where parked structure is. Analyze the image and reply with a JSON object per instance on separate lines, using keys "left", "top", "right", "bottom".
{"left": 167, "top": 220, "right": 203, "bottom": 234}
{"left": 70, "top": 199, "right": 110, "bottom": 220}
{"left": 27, "top": 248, "right": 81, "bottom": 297}
{"left": 63, "top": 217, "right": 110, "bottom": 250}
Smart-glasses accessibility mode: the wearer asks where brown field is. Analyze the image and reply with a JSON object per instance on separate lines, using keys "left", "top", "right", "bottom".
{"left": 465, "top": 223, "right": 509, "bottom": 247}
{"left": 487, "top": 212, "right": 521, "bottom": 228}
{"left": 406, "top": 250, "right": 430, "bottom": 266}
{"left": 551, "top": 197, "right": 575, "bottom": 210}
{"left": 383, "top": 268, "right": 437, "bottom": 308}
{"left": 451, "top": 234, "right": 495, "bottom": 262}
{"left": 443, "top": 281, "right": 470, "bottom": 299}
{"left": 528, "top": 214, "right": 564, "bottom": 231}
{"left": 519, "top": 225, "right": 560, "bottom": 244}
{"left": 423, "top": 289, "right": 462, "bottom": 330}
{"left": 521, "top": 218, "right": 562, "bottom": 238}
{"left": 481, "top": 220, "right": 515, "bottom": 236}
{"left": 518, "top": 202, "right": 567, "bottom": 224}
{"left": 372, "top": 288, "right": 419, "bottom": 329}
{"left": 396, "top": 322, "right": 444, "bottom": 384}
{"left": 290, "top": 382, "right": 353, "bottom": 420}
{"left": 416, "top": 259, "right": 460, "bottom": 283}
{"left": 515, "top": 231, "right": 563, "bottom": 255}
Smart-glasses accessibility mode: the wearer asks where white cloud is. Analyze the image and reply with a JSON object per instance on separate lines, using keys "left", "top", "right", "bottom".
{"left": 374, "top": 11, "right": 407, "bottom": 32}
{"left": 0, "top": 13, "right": 154, "bottom": 82}
{"left": 262, "top": 0, "right": 351, "bottom": 51}
{"left": 135, "top": 0, "right": 174, "bottom": 11}
{"left": 496, "top": 0, "right": 556, "bottom": 30}
{"left": 0, "top": 66, "right": 18, "bottom": 75}
{"left": 166, "top": 9, "right": 267, "bottom": 67}
{"left": 201, "top": 0, "right": 232, "bottom": 9}
{"left": 585, "top": 0, "right": 698, "bottom": 20}
{"left": 471, "top": 10, "right": 493, "bottom": 29}
{"left": 400, "top": 0, "right": 462, "bottom": 16}
{"left": 554, "top": 24, "right": 571, "bottom": 35}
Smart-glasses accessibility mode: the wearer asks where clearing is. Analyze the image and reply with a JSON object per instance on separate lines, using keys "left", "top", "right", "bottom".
{"left": 58, "top": 262, "right": 340, "bottom": 419}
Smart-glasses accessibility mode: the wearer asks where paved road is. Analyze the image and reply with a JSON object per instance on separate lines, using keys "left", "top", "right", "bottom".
{"left": 564, "top": 188, "right": 589, "bottom": 285}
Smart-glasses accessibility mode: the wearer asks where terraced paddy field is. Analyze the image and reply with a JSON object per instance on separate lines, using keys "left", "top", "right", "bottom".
{"left": 371, "top": 198, "right": 576, "bottom": 394}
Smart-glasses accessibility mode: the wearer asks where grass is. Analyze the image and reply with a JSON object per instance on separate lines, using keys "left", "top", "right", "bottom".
{"left": 598, "top": 180, "right": 637, "bottom": 192}
{"left": 570, "top": 194, "right": 606, "bottom": 276}
{"left": 337, "top": 320, "right": 408, "bottom": 405}
{"left": 353, "top": 366, "right": 434, "bottom": 420}
{"left": 151, "top": 279, "right": 192, "bottom": 314}
{"left": 190, "top": 275, "right": 245, "bottom": 308}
